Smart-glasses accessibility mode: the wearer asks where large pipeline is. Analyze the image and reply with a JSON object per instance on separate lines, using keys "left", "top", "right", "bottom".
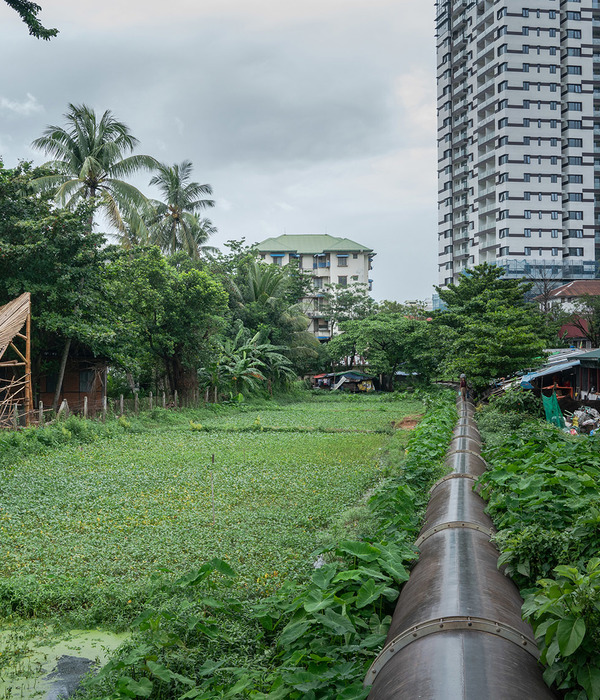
{"left": 364, "top": 399, "right": 556, "bottom": 699}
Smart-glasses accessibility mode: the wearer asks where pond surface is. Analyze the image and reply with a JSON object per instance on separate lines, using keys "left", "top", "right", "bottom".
{"left": 0, "top": 627, "right": 127, "bottom": 699}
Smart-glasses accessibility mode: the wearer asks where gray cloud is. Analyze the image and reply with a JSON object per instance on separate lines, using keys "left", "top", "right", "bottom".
{"left": 0, "top": 0, "right": 438, "bottom": 301}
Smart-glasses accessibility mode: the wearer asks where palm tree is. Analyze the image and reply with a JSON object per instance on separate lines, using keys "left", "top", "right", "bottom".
{"left": 31, "top": 103, "right": 158, "bottom": 230}
{"left": 143, "top": 161, "right": 217, "bottom": 259}
{"left": 31, "top": 104, "right": 157, "bottom": 410}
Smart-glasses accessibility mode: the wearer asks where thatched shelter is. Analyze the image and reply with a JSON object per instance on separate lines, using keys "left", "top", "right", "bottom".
{"left": 0, "top": 293, "right": 32, "bottom": 427}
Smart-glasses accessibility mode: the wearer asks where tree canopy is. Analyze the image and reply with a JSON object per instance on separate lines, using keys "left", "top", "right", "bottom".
{"left": 31, "top": 104, "right": 158, "bottom": 231}
{"left": 434, "top": 264, "right": 547, "bottom": 391}
{"left": 5, "top": 0, "right": 57, "bottom": 39}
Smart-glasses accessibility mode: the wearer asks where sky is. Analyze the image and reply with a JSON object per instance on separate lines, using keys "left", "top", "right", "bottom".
{"left": 0, "top": 0, "right": 438, "bottom": 302}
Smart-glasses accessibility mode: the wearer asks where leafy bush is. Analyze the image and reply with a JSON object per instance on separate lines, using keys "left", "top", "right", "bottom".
{"left": 480, "top": 423, "right": 600, "bottom": 698}
{"left": 83, "top": 395, "right": 457, "bottom": 698}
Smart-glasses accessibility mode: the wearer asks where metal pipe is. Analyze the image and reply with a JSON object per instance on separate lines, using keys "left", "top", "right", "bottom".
{"left": 365, "top": 399, "right": 556, "bottom": 699}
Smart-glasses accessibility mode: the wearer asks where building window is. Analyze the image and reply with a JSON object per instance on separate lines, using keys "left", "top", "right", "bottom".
{"left": 568, "top": 174, "right": 583, "bottom": 183}
{"left": 570, "top": 229, "right": 584, "bottom": 238}
{"left": 338, "top": 276, "right": 347, "bottom": 287}
{"left": 552, "top": 248, "right": 559, "bottom": 256}
{"left": 79, "top": 369, "right": 94, "bottom": 393}
{"left": 524, "top": 228, "right": 531, "bottom": 237}
{"left": 568, "top": 211, "right": 583, "bottom": 220}
{"left": 524, "top": 210, "right": 532, "bottom": 219}
{"left": 337, "top": 255, "right": 348, "bottom": 267}
{"left": 551, "top": 229, "right": 559, "bottom": 238}
{"left": 524, "top": 247, "right": 531, "bottom": 256}
{"left": 568, "top": 193, "right": 583, "bottom": 201}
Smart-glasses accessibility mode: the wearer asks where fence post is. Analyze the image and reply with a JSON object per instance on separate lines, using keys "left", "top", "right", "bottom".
{"left": 39, "top": 400, "right": 44, "bottom": 426}
{"left": 214, "top": 386, "right": 217, "bottom": 404}
{"left": 12, "top": 404, "right": 18, "bottom": 429}
{"left": 149, "top": 391, "right": 153, "bottom": 411}
{"left": 120, "top": 394, "right": 124, "bottom": 416}
{"left": 102, "top": 396, "right": 107, "bottom": 422}
{"left": 205, "top": 388, "right": 209, "bottom": 404}
{"left": 134, "top": 392, "right": 139, "bottom": 415}
{"left": 162, "top": 391, "right": 166, "bottom": 409}
{"left": 84, "top": 395, "right": 88, "bottom": 420}
{"left": 174, "top": 390, "right": 178, "bottom": 409}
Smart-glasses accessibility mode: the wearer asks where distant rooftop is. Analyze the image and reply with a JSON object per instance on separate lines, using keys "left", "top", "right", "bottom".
{"left": 256, "top": 234, "right": 374, "bottom": 255}
{"left": 547, "top": 280, "right": 600, "bottom": 299}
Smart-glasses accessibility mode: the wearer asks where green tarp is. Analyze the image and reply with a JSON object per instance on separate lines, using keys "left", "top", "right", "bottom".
{"left": 542, "top": 391, "right": 565, "bottom": 429}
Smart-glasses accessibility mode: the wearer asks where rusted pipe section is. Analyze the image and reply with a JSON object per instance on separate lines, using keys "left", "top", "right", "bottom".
{"left": 365, "top": 398, "right": 556, "bottom": 699}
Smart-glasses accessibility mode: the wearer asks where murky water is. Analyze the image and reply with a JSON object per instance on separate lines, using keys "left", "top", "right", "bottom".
{"left": 0, "top": 627, "right": 127, "bottom": 699}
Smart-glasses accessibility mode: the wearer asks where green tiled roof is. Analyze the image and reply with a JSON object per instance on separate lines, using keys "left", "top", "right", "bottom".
{"left": 256, "top": 234, "right": 374, "bottom": 255}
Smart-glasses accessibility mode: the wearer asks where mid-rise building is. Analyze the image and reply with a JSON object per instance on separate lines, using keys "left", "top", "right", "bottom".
{"left": 436, "top": 0, "right": 599, "bottom": 287}
{"left": 256, "top": 234, "right": 375, "bottom": 340}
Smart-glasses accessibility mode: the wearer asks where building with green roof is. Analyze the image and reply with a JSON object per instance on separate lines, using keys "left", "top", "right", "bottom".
{"left": 256, "top": 234, "right": 375, "bottom": 341}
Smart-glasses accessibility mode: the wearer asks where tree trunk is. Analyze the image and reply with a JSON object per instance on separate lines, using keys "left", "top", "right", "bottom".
{"left": 52, "top": 337, "right": 72, "bottom": 412}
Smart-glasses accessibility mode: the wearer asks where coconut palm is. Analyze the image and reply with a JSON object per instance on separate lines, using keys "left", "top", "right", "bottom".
{"left": 31, "top": 103, "right": 158, "bottom": 230}
{"left": 143, "top": 161, "right": 217, "bottom": 259}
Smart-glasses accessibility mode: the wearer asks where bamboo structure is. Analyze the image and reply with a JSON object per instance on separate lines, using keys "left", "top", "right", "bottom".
{"left": 0, "top": 293, "right": 33, "bottom": 428}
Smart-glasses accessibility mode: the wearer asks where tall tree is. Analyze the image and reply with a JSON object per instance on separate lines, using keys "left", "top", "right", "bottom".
{"left": 327, "top": 314, "right": 437, "bottom": 390}
{"left": 435, "top": 263, "right": 547, "bottom": 392}
{"left": 4, "top": 0, "right": 57, "bottom": 39}
{"left": 322, "top": 282, "right": 375, "bottom": 336}
{"left": 103, "top": 247, "right": 228, "bottom": 397}
{"left": 568, "top": 295, "right": 600, "bottom": 348}
{"left": 0, "top": 163, "right": 112, "bottom": 408}
{"left": 139, "top": 161, "right": 216, "bottom": 259}
{"left": 31, "top": 104, "right": 157, "bottom": 231}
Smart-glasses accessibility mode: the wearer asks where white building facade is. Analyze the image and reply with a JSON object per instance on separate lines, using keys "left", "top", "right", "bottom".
{"left": 437, "top": 0, "right": 599, "bottom": 287}
{"left": 256, "top": 234, "right": 375, "bottom": 340}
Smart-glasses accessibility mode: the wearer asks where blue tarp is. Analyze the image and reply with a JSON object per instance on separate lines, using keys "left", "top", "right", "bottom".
{"left": 520, "top": 360, "right": 580, "bottom": 389}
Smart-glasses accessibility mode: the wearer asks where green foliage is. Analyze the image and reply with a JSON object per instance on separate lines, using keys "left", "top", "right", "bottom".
{"left": 0, "top": 162, "right": 112, "bottom": 370}
{"left": 102, "top": 246, "right": 228, "bottom": 394}
{"left": 78, "top": 393, "right": 456, "bottom": 699}
{"left": 434, "top": 263, "right": 547, "bottom": 393}
{"left": 480, "top": 421, "right": 600, "bottom": 697}
{"left": 327, "top": 314, "right": 438, "bottom": 390}
{"left": 134, "top": 160, "right": 216, "bottom": 259}
{"left": 31, "top": 103, "right": 158, "bottom": 231}
{"left": 522, "top": 559, "right": 600, "bottom": 699}
{"left": 4, "top": 0, "right": 58, "bottom": 39}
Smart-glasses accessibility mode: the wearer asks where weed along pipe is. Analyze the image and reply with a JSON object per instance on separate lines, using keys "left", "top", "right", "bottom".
{"left": 364, "top": 399, "right": 557, "bottom": 699}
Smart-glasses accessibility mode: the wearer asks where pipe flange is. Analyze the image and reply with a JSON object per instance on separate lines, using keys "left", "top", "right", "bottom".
{"left": 415, "top": 520, "right": 494, "bottom": 548}
{"left": 447, "top": 448, "right": 483, "bottom": 458}
{"left": 429, "top": 472, "right": 478, "bottom": 495}
{"left": 364, "top": 616, "right": 540, "bottom": 687}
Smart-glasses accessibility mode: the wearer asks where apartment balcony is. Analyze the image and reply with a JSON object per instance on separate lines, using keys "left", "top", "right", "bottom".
{"left": 478, "top": 131, "right": 496, "bottom": 146}
{"left": 476, "top": 113, "right": 495, "bottom": 130}
{"left": 478, "top": 202, "right": 499, "bottom": 214}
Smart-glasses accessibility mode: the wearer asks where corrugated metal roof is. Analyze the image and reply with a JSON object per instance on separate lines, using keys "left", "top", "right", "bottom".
{"left": 547, "top": 280, "right": 600, "bottom": 299}
{"left": 521, "top": 360, "right": 580, "bottom": 385}
{"left": 0, "top": 293, "right": 30, "bottom": 361}
{"left": 256, "top": 234, "right": 374, "bottom": 255}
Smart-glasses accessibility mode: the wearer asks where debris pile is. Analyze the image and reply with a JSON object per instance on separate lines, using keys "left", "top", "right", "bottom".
{"left": 564, "top": 406, "right": 600, "bottom": 435}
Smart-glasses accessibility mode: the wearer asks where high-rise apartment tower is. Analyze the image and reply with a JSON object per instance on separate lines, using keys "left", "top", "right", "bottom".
{"left": 436, "top": 0, "right": 599, "bottom": 287}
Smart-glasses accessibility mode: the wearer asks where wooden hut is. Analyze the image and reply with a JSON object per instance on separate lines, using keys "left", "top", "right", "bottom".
{"left": 0, "top": 293, "right": 33, "bottom": 427}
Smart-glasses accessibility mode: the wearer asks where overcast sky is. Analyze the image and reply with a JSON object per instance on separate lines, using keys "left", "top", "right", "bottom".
{"left": 0, "top": 0, "right": 437, "bottom": 302}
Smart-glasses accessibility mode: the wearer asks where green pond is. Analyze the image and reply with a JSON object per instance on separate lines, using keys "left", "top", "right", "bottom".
{"left": 0, "top": 626, "right": 127, "bottom": 699}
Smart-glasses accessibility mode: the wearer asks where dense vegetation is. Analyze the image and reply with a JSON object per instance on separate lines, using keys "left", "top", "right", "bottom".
{"left": 477, "top": 391, "right": 600, "bottom": 700}
{"left": 0, "top": 392, "right": 457, "bottom": 698}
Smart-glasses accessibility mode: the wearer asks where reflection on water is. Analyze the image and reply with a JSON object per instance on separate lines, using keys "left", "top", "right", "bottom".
{"left": 0, "top": 627, "right": 127, "bottom": 699}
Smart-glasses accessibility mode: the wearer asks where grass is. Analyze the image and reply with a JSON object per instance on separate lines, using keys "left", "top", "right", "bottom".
{"left": 0, "top": 393, "right": 424, "bottom": 631}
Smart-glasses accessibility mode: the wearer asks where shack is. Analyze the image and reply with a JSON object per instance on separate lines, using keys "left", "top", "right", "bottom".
{"left": 521, "top": 349, "right": 600, "bottom": 405}
{"left": 0, "top": 293, "right": 33, "bottom": 426}
{"left": 38, "top": 352, "right": 108, "bottom": 415}
{"left": 313, "top": 371, "right": 375, "bottom": 392}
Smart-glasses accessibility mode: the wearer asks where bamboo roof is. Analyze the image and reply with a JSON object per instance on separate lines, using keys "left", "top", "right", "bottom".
{"left": 0, "top": 293, "right": 30, "bottom": 361}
